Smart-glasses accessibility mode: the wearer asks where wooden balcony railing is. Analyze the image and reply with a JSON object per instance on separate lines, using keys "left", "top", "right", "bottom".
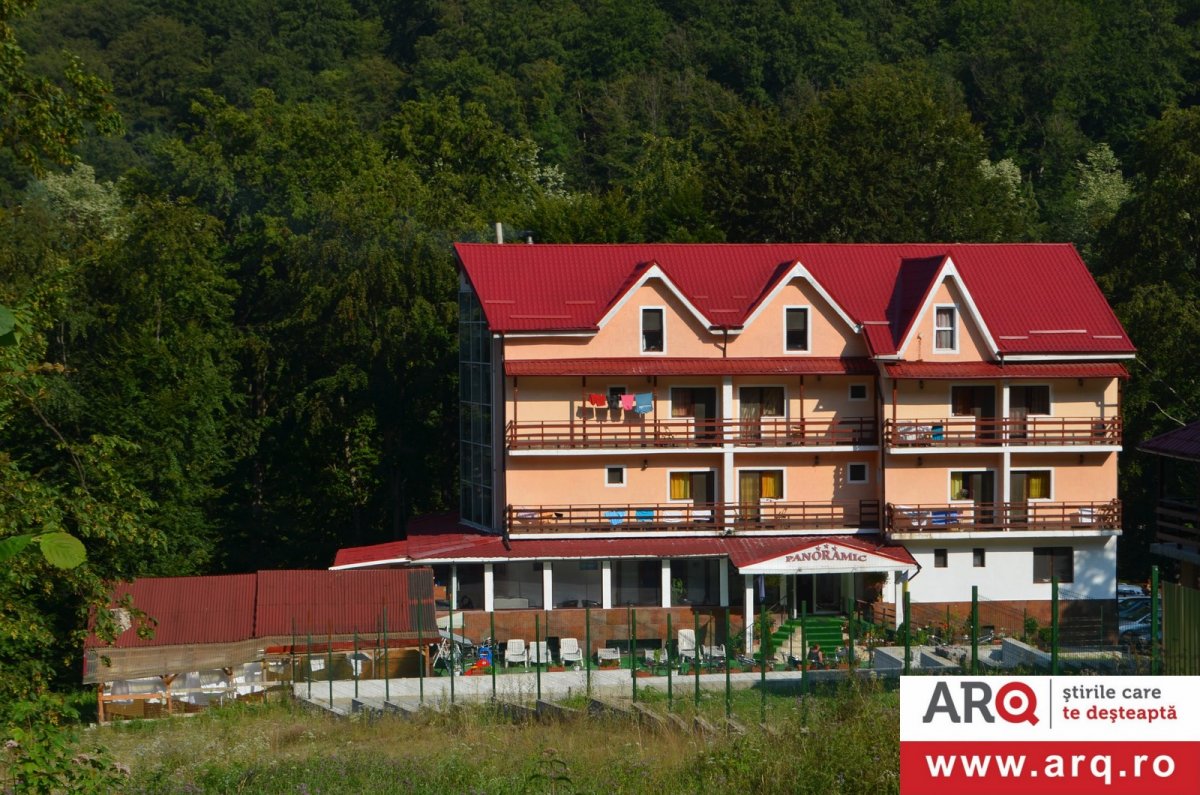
{"left": 506, "top": 416, "right": 876, "bottom": 450}
{"left": 883, "top": 417, "right": 1121, "bottom": 448}
{"left": 508, "top": 500, "right": 881, "bottom": 534}
{"left": 1156, "top": 499, "right": 1199, "bottom": 545}
{"left": 885, "top": 499, "right": 1121, "bottom": 533}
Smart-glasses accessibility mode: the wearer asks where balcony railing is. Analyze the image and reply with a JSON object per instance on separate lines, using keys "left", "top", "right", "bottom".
{"left": 883, "top": 417, "right": 1121, "bottom": 448}
{"left": 885, "top": 499, "right": 1121, "bottom": 533}
{"left": 508, "top": 500, "right": 881, "bottom": 534}
{"left": 506, "top": 417, "right": 876, "bottom": 450}
{"left": 1156, "top": 498, "right": 1199, "bottom": 545}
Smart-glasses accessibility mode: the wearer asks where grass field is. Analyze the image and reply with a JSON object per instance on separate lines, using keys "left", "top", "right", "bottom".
{"left": 88, "top": 680, "right": 900, "bottom": 793}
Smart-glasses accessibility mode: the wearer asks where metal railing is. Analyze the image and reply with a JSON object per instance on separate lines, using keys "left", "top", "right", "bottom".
{"left": 506, "top": 416, "right": 876, "bottom": 450}
{"left": 1156, "top": 499, "right": 1200, "bottom": 545}
{"left": 885, "top": 499, "right": 1121, "bottom": 533}
{"left": 508, "top": 499, "right": 881, "bottom": 534}
{"left": 883, "top": 416, "right": 1121, "bottom": 448}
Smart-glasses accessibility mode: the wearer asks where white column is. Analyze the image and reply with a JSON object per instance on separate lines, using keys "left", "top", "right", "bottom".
{"left": 722, "top": 376, "right": 736, "bottom": 531}
{"left": 661, "top": 559, "right": 672, "bottom": 608}
{"left": 1000, "top": 380, "right": 1011, "bottom": 503}
{"left": 542, "top": 561, "right": 553, "bottom": 611}
{"left": 601, "top": 560, "right": 613, "bottom": 609}
{"left": 450, "top": 564, "right": 458, "bottom": 610}
{"left": 743, "top": 575, "right": 754, "bottom": 653}
{"left": 483, "top": 563, "right": 495, "bottom": 613}
{"left": 791, "top": 575, "right": 797, "bottom": 619}
{"left": 719, "top": 560, "right": 730, "bottom": 606}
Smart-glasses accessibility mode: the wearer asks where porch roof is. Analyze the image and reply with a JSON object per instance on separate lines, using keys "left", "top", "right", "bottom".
{"left": 503, "top": 356, "right": 876, "bottom": 377}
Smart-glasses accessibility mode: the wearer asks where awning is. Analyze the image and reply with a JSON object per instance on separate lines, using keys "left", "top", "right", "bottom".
{"left": 729, "top": 536, "right": 918, "bottom": 575}
{"left": 883, "top": 361, "right": 1129, "bottom": 380}
{"left": 505, "top": 357, "right": 876, "bottom": 377}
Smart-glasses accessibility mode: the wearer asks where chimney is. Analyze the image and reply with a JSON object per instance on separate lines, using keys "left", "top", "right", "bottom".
{"left": 495, "top": 222, "right": 504, "bottom": 244}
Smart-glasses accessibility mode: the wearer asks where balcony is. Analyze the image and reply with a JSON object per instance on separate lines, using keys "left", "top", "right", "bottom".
{"left": 506, "top": 417, "right": 876, "bottom": 451}
{"left": 885, "top": 499, "right": 1121, "bottom": 535}
{"left": 883, "top": 417, "right": 1121, "bottom": 449}
{"left": 1156, "top": 499, "right": 1199, "bottom": 546}
{"left": 507, "top": 500, "right": 881, "bottom": 534}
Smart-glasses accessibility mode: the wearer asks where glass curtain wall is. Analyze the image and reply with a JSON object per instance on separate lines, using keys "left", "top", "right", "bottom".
{"left": 459, "top": 283, "right": 493, "bottom": 529}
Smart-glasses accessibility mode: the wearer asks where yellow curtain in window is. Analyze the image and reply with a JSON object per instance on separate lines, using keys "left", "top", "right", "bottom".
{"left": 1027, "top": 471, "right": 1050, "bottom": 499}
{"left": 670, "top": 472, "right": 692, "bottom": 500}
{"left": 761, "top": 471, "right": 782, "bottom": 499}
{"left": 951, "top": 471, "right": 967, "bottom": 499}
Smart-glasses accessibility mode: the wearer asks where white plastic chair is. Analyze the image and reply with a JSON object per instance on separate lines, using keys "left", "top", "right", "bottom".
{"left": 702, "top": 643, "right": 726, "bottom": 666}
{"left": 504, "top": 638, "right": 529, "bottom": 668}
{"left": 677, "top": 629, "right": 698, "bottom": 670}
{"left": 530, "top": 641, "right": 550, "bottom": 666}
{"left": 559, "top": 637, "right": 583, "bottom": 666}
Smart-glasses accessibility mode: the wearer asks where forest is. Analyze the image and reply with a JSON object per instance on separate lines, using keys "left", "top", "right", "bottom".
{"left": 1, "top": 0, "right": 1199, "bottom": 716}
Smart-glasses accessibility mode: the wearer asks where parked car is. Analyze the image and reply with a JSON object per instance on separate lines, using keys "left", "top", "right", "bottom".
{"left": 1119, "top": 614, "right": 1153, "bottom": 651}
{"left": 1117, "top": 596, "right": 1150, "bottom": 620}
{"left": 1117, "top": 582, "right": 1146, "bottom": 598}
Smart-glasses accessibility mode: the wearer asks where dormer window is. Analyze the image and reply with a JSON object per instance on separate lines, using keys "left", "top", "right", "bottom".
{"left": 785, "top": 307, "right": 810, "bottom": 352}
{"left": 641, "top": 307, "right": 664, "bottom": 353}
{"left": 934, "top": 305, "right": 957, "bottom": 352}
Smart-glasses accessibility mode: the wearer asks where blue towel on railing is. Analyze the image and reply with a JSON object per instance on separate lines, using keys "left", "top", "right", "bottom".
{"left": 604, "top": 510, "right": 626, "bottom": 526}
{"left": 634, "top": 509, "right": 655, "bottom": 522}
{"left": 634, "top": 393, "right": 653, "bottom": 414}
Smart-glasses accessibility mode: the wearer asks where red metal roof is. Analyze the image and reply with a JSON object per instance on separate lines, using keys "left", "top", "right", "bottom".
{"left": 883, "top": 362, "right": 1130, "bottom": 380}
{"left": 504, "top": 357, "right": 876, "bottom": 377}
{"left": 455, "top": 243, "right": 1134, "bottom": 356}
{"left": 333, "top": 531, "right": 915, "bottom": 569}
{"left": 93, "top": 575, "right": 258, "bottom": 649}
{"left": 1139, "top": 420, "right": 1200, "bottom": 462}
{"left": 90, "top": 570, "right": 435, "bottom": 649}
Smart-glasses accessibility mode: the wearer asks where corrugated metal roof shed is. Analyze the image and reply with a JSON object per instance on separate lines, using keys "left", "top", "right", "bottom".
{"left": 883, "top": 362, "right": 1130, "bottom": 379}
{"left": 504, "top": 357, "right": 876, "bottom": 377}
{"left": 255, "top": 569, "right": 434, "bottom": 637}
{"left": 1139, "top": 420, "right": 1200, "bottom": 462}
{"left": 93, "top": 574, "right": 258, "bottom": 649}
{"left": 455, "top": 243, "right": 1135, "bottom": 356}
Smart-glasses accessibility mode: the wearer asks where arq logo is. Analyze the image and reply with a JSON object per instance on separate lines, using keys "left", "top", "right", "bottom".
{"left": 922, "top": 680, "right": 1039, "bottom": 725}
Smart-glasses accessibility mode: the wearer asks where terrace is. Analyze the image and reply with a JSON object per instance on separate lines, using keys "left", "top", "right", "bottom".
{"left": 884, "top": 499, "right": 1121, "bottom": 535}
{"left": 882, "top": 416, "right": 1121, "bottom": 449}
{"left": 506, "top": 417, "right": 876, "bottom": 451}
{"left": 507, "top": 500, "right": 881, "bottom": 534}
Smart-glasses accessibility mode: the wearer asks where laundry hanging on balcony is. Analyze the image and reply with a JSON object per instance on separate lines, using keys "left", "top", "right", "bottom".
{"left": 620, "top": 394, "right": 636, "bottom": 411}
{"left": 588, "top": 393, "right": 607, "bottom": 407}
{"left": 607, "top": 394, "right": 621, "bottom": 410}
{"left": 634, "top": 393, "right": 654, "bottom": 414}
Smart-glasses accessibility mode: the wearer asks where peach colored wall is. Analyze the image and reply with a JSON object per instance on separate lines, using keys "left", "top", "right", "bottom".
{"left": 803, "top": 377, "right": 876, "bottom": 419}
{"left": 504, "top": 280, "right": 721, "bottom": 360}
{"left": 901, "top": 280, "right": 992, "bottom": 362}
{"left": 1009, "top": 452, "right": 1118, "bottom": 501}
{"left": 507, "top": 455, "right": 722, "bottom": 506}
{"left": 885, "top": 378, "right": 1117, "bottom": 421}
{"left": 732, "top": 452, "right": 881, "bottom": 503}
{"left": 725, "top": 278, "right": 868, "bottom": 358}
{"left": 885, "top": 454, "right": 1004, "bottom": 504}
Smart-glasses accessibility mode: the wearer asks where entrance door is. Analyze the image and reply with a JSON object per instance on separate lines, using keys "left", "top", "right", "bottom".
{"left": 797, "top": 575, "right": 842, "bottom": 614}
{"left": 1009, "top": 470, "right": 1049, "bottom": 528}
{"left": 669, "top": 471, "right": 717, "bottom": 520}
{"left": 672, "top": 387, "right": 719, "bottom": 442}
{"left": 952, "top": 385, "right": 997, "bottom": 441}
{"left": 952, "top": 470, "right": 996, "bottom": 526}
{"left": 739, "top": 386, "right": 784, "bottom": 442}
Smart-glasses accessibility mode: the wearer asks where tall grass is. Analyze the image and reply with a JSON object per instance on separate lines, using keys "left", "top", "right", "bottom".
{"left": 94, "top": 679, "right": 899, "bottom": 793}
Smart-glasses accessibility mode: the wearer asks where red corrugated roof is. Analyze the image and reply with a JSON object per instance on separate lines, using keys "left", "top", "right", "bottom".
{"left": 455, "top": 243, "right": 1135, "bottom": 355}
{"left": 504, "top": 357, "right": 876, "bottom": 377}
{"left": 1139, "top": 420, "right": 1200, "bottom": 462}
{"left": 93, "top": 575, "right": 258, "bottom": 649}
{"left": 90, "top": 570, "right": 435, "bottom": 649}
{"left": 883, "top": 362, "right": 1130, "bottom": 379}
{"left": 333, "top": 532, "right": 915, "bottom": 568}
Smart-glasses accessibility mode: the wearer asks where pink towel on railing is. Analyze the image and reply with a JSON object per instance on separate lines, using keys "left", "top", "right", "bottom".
{"left": 620, "top": 394, "right": 635, "bottom": 411}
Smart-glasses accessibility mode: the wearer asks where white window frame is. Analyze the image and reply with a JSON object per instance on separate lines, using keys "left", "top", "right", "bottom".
{"left": 605, "top": 465, "right": 626, "bottom": 488}
{"left": 933, "top": 303, "right": 958, "bottom": 353}
{"left": 1009, "top": 383, "right": 1053, "bottom": 417}
{"left": 847, "top": 462, "right": 869, "bottom": 484}
{"left": 1011, "top": 468, "right": 1054, "bottom": 501}
{"left": 948, "top": 468, "right": 994, "bottom": 503}
{"left": 783, "top": 305, "right": 811, "bottom": 354}
{"left": 848, "top": 383, "right": 869, "bottom": 402}
{"left": 665, "top": 468, "right": 718, "bottom": 503}
{"left": 640, "top": 306, "right": 666, "bottom": 355}
{"left": 733, "top": 466, "right": 787, "bottom": 502}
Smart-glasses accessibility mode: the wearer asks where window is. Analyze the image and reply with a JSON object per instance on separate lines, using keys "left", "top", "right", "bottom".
{"left": 1011, "top": 385, "right": 1050, "bottom": 415}
{"left": 739, "top": 470, "right": 783, "bottom": 500}
{"left": 950, "top": 470, "right": 994, "bottom": 501}
{"left": 847, "top": 463, "right": 868, "bottom": 484}
{"left": 785, "top": 307, "right": 809, "bottom": 352}
{"left": 1012, "top": 470, "right": 1051, "bottom": 500}
{"left": 934, "top": 305, "right": 957, "bottom": 351}
{"left": 669, "top": 471, "right": 716, "bottom": 502}
{"left": 934, "top": 549, "right": 948, "bottom": 568}
{"left": 1033, "top": 546, "right": 1074, "bottom": 583}
{"left": 641, "top": 307, "right": 664, "bottom": 352}
{"left": 848, "top": 383, "right": 868, "bottom": 401}
{"left": 605, "top": 466, "right": 625, "bottom": 487}
{"left": 973, "top": 548, "right": 986, "bottom": 567}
